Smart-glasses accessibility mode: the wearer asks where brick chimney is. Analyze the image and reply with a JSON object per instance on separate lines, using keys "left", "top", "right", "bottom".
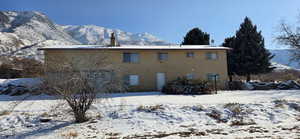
{"left": 110, "top": 32, "right": 118, "bottom": 46}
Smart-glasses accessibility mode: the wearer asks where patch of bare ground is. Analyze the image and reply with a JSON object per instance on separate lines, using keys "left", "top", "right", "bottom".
{"left": 123, "top": 129, "right": 207, "bottom": 138}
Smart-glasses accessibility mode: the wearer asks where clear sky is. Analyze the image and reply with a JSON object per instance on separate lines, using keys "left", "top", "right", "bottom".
{"left": 1, "top": 0, "right": 299, "bottom": 48}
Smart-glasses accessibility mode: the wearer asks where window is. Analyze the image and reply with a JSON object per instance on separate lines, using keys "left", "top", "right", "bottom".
{"left": 123, "top": 53, "right": 139, "bottom": 63}
{"left": 206, "top": 52, "right": 218, "bottom": 60}
{"left": 207, "top": 73, "right": 220, "bottom": 81}
{"left": 186, "top": 52, "right": 194, "bottom": 58}
{"left": 186, "top": 73, "right": 195, "bottom": 79}
{"left": 124, "top": 75, "right": 139, "bottom": 86}
{"left": 158, "top": 53, "right": 168, "bottom": 61}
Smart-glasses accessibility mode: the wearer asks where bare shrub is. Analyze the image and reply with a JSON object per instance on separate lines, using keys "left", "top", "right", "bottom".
{"left": 252, "top": 70, "right": 300, "bottom": 82}
{"left": 0, "top": 56, "right": 21, "bottom": 78}
{"left": 43, "top": 54, "right": 123, "bottom": 123}
{"left": 162, "top": 77, "right": 213, "bottom": 95}
{"left": 12, "top": 57, "right": 44, "bottom": 77}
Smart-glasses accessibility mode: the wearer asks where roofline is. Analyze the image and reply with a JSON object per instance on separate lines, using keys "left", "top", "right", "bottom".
{"left": 38, "top": 47, "right": 231, "bottom": 51}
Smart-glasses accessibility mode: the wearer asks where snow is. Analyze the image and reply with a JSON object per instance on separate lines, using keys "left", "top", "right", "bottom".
{"left": 0, "top": 90, "right": 300, "bottom": 138}
{"left": 270, "top": 49, "right": 300, "bottom": 70}
{"left": 272, "top": 62, "right": 295, "bottom": 71}
{"left": 0, "top": 78, "right": 41, "bottom": 88}
{"left": 0, "top": 11, "right": 170, "bottom": 60}
{"left": 61, "top": 25, "right": 169, "bottom": 45}
{"left": 39, "top": 45, "right": 230, "bottom": 50}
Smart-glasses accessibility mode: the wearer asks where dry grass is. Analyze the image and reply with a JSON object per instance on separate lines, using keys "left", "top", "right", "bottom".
{"left": 224, "top": 103, "right": 243, "bottom": 116}
{"left": 137, "top": 104, "right": 165, "bottom": 112}
{"left": 61, "top": 131, "right": 78, "bottom": 138}
{"left": 251, "top": 70, "right": 300, "bottom": 82}
{"left": 0, "top": 110, "right": 11, "bottom": 116}
{"left": 230, "top": 118, "right": 256, "bottom": 126}
{"left": 274, "top": 99, "right": 288, "bottom": 108}
{"left": 96, "top": 113, "right": 103, "bottom": 119}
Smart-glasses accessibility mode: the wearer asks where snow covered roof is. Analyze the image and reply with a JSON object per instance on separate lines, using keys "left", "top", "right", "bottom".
{"left": 38, "top": 45, "right": 231, "bottom": 50}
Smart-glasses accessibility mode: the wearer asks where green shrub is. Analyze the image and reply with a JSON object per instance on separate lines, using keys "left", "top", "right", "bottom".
{"left": 162, "top": 77, "right": 213, "bottom": 95}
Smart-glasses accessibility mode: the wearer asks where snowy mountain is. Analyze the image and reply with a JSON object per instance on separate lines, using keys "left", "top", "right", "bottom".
{"left": 270, "top": 49, "right": 300, "bottom": 70}
{"left": 0, "top": 11, "right": 169, "bottom": 60}
{"left": 61, "top": 25, "right": 169, "bottom": 45}
{"left": 0, "top": 11, "right": 80, "bottom": 59}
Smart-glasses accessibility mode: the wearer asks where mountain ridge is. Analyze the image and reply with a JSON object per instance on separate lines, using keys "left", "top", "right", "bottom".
{"left": 0, "top": 11, "right": 169, "bottom": 59}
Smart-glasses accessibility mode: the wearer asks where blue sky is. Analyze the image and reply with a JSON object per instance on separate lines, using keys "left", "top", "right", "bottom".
{"left": 1, "top": 0, "right": 299, "bottom": 49}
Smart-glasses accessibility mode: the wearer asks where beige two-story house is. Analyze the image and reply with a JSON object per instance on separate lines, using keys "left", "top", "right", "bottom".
{"left": 39, "top": 44, "right": 230, "bottom": 91}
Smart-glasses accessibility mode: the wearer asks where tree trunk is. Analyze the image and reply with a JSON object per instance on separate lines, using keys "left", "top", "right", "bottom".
{"left": 229, "top": 75, "right": 233, "bottom": 82}
{"left": 246, "top": 74, "right": 251, "bottom": 82}
{"left": 74, "top": 111, "right": 88, "bottom": 123}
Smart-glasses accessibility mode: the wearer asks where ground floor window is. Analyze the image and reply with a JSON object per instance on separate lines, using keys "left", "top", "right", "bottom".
{"left": 186, "top": 73, "right": 195, "bottom": 79}
{"left": 124, "top": 75, "right": 139, "bottom": 86}
{"left": 207, "top": 73, "right": 220, "bottom": 81}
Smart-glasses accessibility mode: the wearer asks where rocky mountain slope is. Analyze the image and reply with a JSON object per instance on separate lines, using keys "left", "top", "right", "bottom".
{"left": 0, "top": 11, "right": 169, "bottom": 60}
{"left": 270, "top": 49, "right": 300, "bottom": 70}
{"left": 62, "top": 25, "right": 168, "bottom": 45}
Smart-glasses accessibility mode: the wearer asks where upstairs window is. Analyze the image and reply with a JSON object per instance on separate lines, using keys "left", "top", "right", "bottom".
{"left": 207, "top": 73, "right": 220, "bottom": 81}
{"left": 158, "top": 53, "right": 168, "bottom": 61}
{"left": 186, "top": 52, "right": 194, "bottom": 58}
{"left": 124, "top": 75, "right": 139, "bottom": 86}
{"left": 206, "top": 52, "right": 218, "bottom": 60}
{"left": 123, "top": 53, "right": 139, "bottom": 63}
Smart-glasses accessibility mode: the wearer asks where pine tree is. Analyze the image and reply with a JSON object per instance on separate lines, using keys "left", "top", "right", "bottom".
{"left": 229, "top": 17, "right": 274, "bottom": 82}
{"left": 222, "top": 36, "right": 236, "bottom": 82}
{"left": 181, "top": 28, "right": 210, "bottom": 45}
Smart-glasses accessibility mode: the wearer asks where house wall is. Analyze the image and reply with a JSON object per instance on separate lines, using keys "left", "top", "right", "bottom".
{"left": 44, "top": 49, "right": 228, "bottom": 91}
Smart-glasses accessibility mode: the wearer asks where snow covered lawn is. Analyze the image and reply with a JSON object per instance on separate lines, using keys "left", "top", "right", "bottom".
{"left": 0, "top": 90, "right": 300, "bottom": 138}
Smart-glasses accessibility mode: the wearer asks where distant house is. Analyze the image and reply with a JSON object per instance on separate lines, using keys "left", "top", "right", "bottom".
{"left": 39, "top": 36, "right": 230, "bottom": 91}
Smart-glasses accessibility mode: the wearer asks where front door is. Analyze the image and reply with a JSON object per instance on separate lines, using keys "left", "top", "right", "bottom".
{"left": 156, "top": 73, "right": 166, "bottom": 90}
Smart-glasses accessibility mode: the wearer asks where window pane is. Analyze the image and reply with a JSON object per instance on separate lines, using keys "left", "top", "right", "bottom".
{"left": 207, "top": 73, "right": 219, "bottom": 81}
{"left": 123, "top": 53, "right": 131, "bottom": 62}
{"left": 158, "top": 53, "right": 168, "bottom": 60}
{"left": 123, "top": 75, "right": 130, "bottom": 85}
{"left": 129, "top": 75, "right": 139, "bottom": 85}
{"left": 186, "top": 52, "right": 194, "bottom": 58}
{"left": 186, "top": 73, "right": 194, "bottom": 79}
{"left": 206, "top": 52, "right": 218, "bottom": 60}
{"left": 131, "top": 53, "right": 139, "bottom": 63}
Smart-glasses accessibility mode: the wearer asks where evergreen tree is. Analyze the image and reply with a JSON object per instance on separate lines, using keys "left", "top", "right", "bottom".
{"left": 222, "top": 36, "right": 236, "bottom": 82}
{"left": 181, "top": 28, "right": 210, "bottom": 45}
{"left": 228, "top": 17, "right": 274, "bottom": 82}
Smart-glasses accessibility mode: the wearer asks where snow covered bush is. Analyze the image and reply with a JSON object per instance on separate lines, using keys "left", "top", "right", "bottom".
{"left": 162, "top": 77, "right": 212, "bottom": 95}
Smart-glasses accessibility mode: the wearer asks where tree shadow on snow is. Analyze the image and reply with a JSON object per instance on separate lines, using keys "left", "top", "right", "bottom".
{"left": 10, "top": 121, "right": 72, "bottom": 139}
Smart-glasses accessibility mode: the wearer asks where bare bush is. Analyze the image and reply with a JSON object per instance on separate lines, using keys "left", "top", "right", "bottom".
{"left": 252, "top": 70, "right": 300, "bottom": 82}
{"left": 12, "top": 57, "right": 44, "bottom": 77}
{"left": 43, "top": 54, "right": 123, "bottom": 123}
{"left": 0, "top": 56, "right": 44, "bottom": 78}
